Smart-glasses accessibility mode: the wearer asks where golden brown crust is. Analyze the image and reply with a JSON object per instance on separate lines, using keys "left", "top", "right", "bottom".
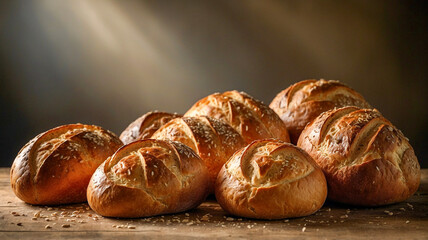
{"left": 297, "top": 107, "right": 421, "bottom": 206}
{"left": 87, "top": 139, "right": 210, "bottom": 218}
{"left": 120, "top": 111, "right": 182, "bottom": 144}
{"left": 10, "top": 124, "right": 123, "bottom": 205}
{"left": 185, "top": 91, "right": 290, "bottom": 144}
{"left": 215, "top": 139, "right": 327, "bottom": 219}
{"left": 152, "top": 116, "right": 246, "bottom": 191}
{"left": 270, "top": 79, "right": 371, "bottom": 144}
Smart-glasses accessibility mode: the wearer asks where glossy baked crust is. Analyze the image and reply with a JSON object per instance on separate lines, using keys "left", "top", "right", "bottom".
{"left": 270, "top": 79, "right": 371, "bottom": 144}
{"left": 152, "top": 116, "right": 245, "bottom": 191}
{"left": 215, "top": 139, "right": 327, "bottom": 219}
{"left": 297, "top": 107, "right": 420, "bottom": 206}
{"left": 10, "top": 124, "right": 123, "bottom": 205}
{"left": 120, "top": 111, "right": 182, "bottom": 144}
{"left": 87, "top": 139, "right": 210, "bottom": 218}
{"left": 185, "top": 90, "right": 290, "bottom": 144}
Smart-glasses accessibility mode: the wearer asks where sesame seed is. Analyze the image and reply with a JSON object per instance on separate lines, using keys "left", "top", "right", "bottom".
{"left": 384, "top": 211, "right": 393, "bottom": 216}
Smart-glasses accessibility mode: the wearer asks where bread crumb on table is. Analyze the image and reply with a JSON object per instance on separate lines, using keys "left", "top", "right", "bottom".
{"left": 11, "top": 211, "right": 20, "bottom": 216}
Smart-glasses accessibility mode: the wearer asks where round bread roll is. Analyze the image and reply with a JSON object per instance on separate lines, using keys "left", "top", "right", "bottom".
{"left": 87, "top": 139, "right": 210, "bottom": 218}
{"left": 215, "top": 139, "right": 327, "bottom": 219}
{"left": 297, "top": 107, "right": 421, "bottom": 206}
{"left": 10, "top": 124, "right": 123, "bottom": 205}
{"left": 120, "top": 111, "right": 182, "bottom": 145}
{"left": 270, "top": 79, "right": 371, "bottom": 144}
{"left": 152, "top": 116, "right": 245, "bottom": 191}
{"left": 185, "top": 90, "right": 290, "bottom": 144}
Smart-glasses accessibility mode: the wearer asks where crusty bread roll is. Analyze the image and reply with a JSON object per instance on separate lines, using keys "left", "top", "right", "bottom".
{"left": 10, "top": 124, "right": 123, "bottom": 205}
{"left": 215, "top": 139, "right": 327, "bottom": 219}
{"left": 270, "top": 79, "right": 371, "bottom": 144}
{"left": 297, "top": 107, "right": 421, "bottom": 206}
{"left": 87, "top": 139, "right": 210, "bottom": 218}
{"left": 120, "top": 111, "right": 182, "bottom": 144}
{"left": 152, "top": 116, "right": 245, "bottom": 191}
{"left": 185, "top": 91, "right": 290, "bottom": 144}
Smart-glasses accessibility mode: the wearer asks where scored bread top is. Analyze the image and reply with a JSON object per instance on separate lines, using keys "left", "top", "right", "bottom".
{"left": 297, "top": 107, "right": 421, "bottom": 205}
{"left": 30, "top": 125, "right": 119, "bottom": 177}
{"left": 185, "top": 90, "right": 290, "bottom": 143}
{"left": 120, "top": 111, "right": 182, "bottom": 144}
{"left": 105, "top": 140, "right": 199, "bottom": 198}
{"left": 298, "top": 107, "right": 416, "bottom": 170}
{"left": 225, "top": 140, "right": 316, "bottom": 189}
{"left": 270, "top": 79, "right": 371, "bottom": 143}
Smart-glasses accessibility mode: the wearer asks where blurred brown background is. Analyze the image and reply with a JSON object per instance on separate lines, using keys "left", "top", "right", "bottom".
{"left": 0, "top": 1, "right": 427, "bottom": 167}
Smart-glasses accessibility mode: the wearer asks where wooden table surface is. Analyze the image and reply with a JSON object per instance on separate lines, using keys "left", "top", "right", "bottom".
{"left": 0, "top": 168, "right": 427, "bottom": 239}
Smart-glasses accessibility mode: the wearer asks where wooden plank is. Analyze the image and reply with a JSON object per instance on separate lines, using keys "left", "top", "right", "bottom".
{"left": 0, "top": 228, "right": 426, "bottom": 240}
{"left": 0, "top": 168, "right": 427, "bottom": 239}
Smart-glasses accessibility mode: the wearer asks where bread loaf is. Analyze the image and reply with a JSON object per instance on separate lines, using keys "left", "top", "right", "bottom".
{"left": 185, "top": 91, "right": 290, "bottom": 143}
{"left": 120, "top": 111, "right": 182, "bottom": 144}
{"left": 152, "top": 116, "right": 245, "bottom": 191}
{"left": 215, "top": 139, "right": 327, "bottom": 219}
{"left": 87, "top": 139, "right": 210, "bottom": 218}
{"left": 270, "top": 79, "right": 371, "bottom": 144}
{"left": 297, "top": 107, "right": 420, "bottom": 206}
{"left": 10, "top": 124, "right": 123, "bottom": 205}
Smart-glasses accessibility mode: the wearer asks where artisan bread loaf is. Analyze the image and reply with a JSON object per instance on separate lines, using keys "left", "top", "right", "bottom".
{"left": 10, "top": 124, "right": 123, "bottom": 205}
{"left": 152, "top": 116, "right": 245, "bottom": 191}
{"left": 270, "top": 79, "right": 371, "bottom": 144}
{"left": 120, "top": 111, "right": 182, "bottom": 144}
{"left": 87, "top": 139, "right": 210, "bottom": 218}
{"left": 297, "top": 107, "right": 420, "bottom": 206}
{"left": 185, "top": 91, "right": 290, "bottom": 143}
{"left": 215, "top": 139, "right": 327, "bottom": 219}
